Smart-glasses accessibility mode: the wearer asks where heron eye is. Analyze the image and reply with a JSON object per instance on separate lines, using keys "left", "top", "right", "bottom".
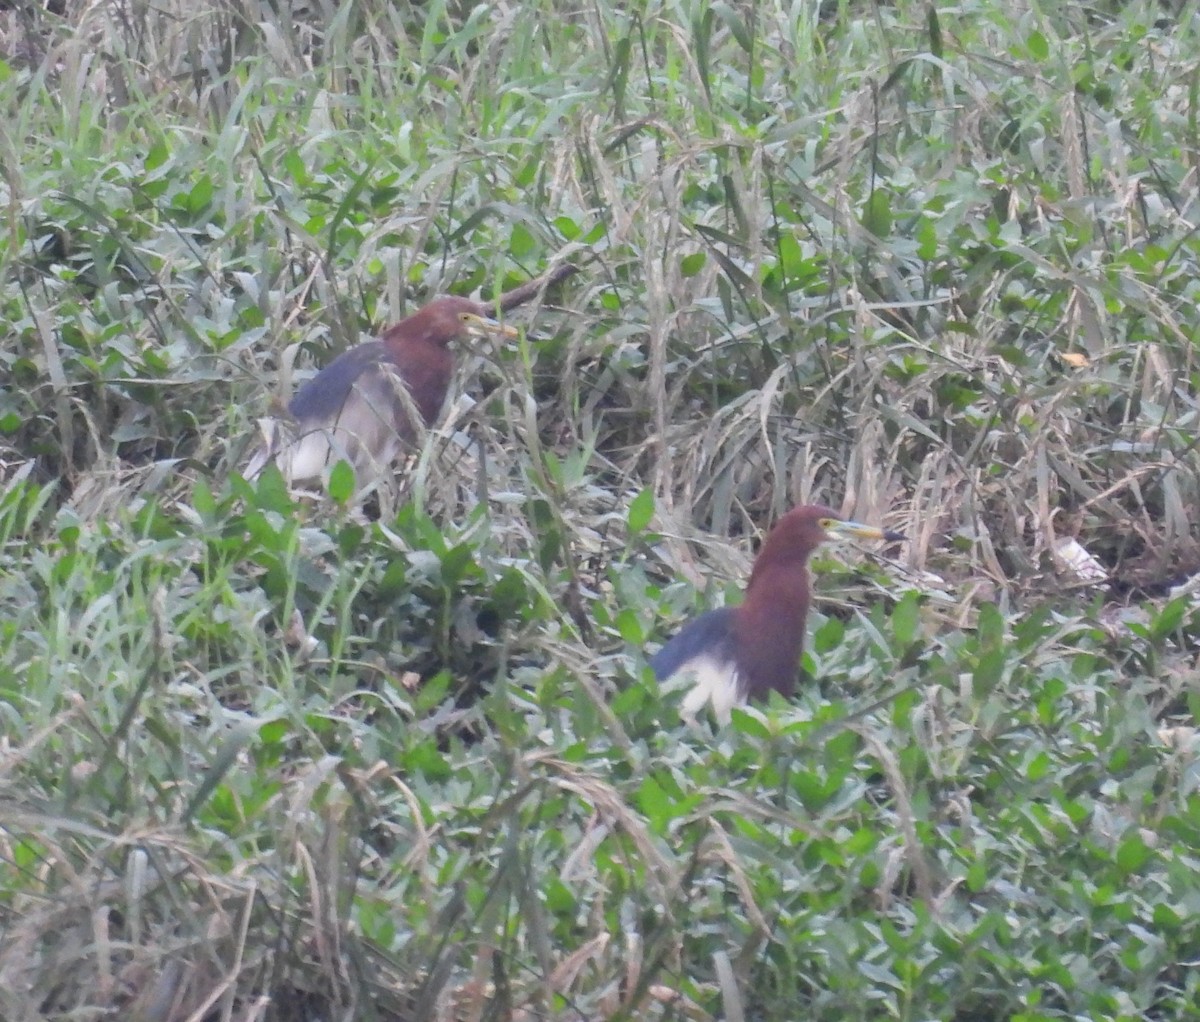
{"left": 818, "top": 518, "right": 835, "bottom": 529}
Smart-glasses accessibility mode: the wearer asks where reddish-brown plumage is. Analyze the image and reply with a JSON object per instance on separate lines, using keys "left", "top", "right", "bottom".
{"left": 247, "top": 296, "right": 517, "bottom": 485}
{"left": 725, "top": 510, "right": 815, "bottom": 698}
{"left": 650, "top": 504, "right": 905, "bottom": 718}
{"left": 373, "top": 319, "right": 453, "bottom": 429}
{"left": 290, "top": 296, "right": 493, "bottom": 429}
{"left": 245, "top": 264, "right": 578, "bottom": 486}
{"left": 733, "top": 505, "right": 838, "bottom": 700}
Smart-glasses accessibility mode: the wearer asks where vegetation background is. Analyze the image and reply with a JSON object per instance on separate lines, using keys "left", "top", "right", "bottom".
{"left": 2, "top": 0, "right": 1200, "bottom": 1018}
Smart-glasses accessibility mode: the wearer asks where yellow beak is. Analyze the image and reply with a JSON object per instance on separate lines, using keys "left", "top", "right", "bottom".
{"left": 825, "top": 519, "right": 906, "bottom": 543}
{"left": 462, "top": 313, "right": 519, "bottom": 339}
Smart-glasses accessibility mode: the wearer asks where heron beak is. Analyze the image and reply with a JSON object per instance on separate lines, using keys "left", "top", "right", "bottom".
{"left": 826, "top": 519, "right": 906, "bottom": 543}
{"left": 462, "top": 313, "right": 519, "bottom": 339}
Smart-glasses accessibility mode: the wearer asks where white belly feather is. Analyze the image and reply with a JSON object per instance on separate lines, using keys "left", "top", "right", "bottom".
{"left": 662, "top": 654, "right": 742, "bottom": 724}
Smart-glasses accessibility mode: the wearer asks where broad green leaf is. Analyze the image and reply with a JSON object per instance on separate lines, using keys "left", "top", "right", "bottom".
{"left": 327, "top": 460, "right": 355, "bottom": 503}
{"left": 554, "top": 215, "right": 581, "bottom": 240}
{"left": 615, "top": 608, "right": 644, "bottom": 644}
{"left": 862, "top": 188, "right": 893, "bottom": 238}
{"left": 637, "top": 775, "right": 670, "bottom": 832}
{"left": 192, "top": 477, "right": 216, "bottom": 520}
{"left": 1115, "top": 833, "right": 1152, "bottom": 875}
{"left": 927, "top": 5, "right": 942, "bottom": 57}
{"left": 187, "top": 175, "right": 214, "bottom": 214}
{"left": 627, "top": 487, "right": 654, "bottom": 534}
{"left": 1149, "top": 597, "right": 1188, "bottom": 640}
{"left": 510, "top": 222, "right": 536, "bottom": 258}
{"left": 891, "top": 591, "right": 920, "bottom": 648}
{"left": 917, "top": 216, "right": 938, "bottom": 260}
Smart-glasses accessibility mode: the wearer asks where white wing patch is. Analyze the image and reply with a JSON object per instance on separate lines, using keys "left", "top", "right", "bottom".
{"left": 661, "top": 654, "right": 743, "bottom": 724}
{"left": 246, "top": 366, "right": 417, "bottom": 486}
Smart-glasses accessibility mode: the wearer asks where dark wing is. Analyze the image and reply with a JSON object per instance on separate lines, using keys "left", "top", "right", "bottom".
{"left": 278, "top": 343, "right": 421, "bottom": 485}
{"left": 649, "top": 606, "right": 737, "bottom": 680}
{"left": 289, "top": 342, "right": 389, "bottom": 422}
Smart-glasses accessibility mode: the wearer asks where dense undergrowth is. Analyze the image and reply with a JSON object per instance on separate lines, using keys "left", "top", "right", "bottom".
{"left": 3, "top": 0, "right": 1200, "bottom": 1019}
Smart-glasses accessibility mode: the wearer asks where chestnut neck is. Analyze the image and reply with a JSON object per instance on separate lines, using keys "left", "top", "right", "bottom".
{"left": 732, "top": 559, "right": 813, "bottom": 700}
{"left": 381, "top": 330, "right": 455, "bottom": 426}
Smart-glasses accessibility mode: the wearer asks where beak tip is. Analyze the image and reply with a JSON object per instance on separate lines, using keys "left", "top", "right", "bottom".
{"left": 883, "top": 530, "right": 907, "bottom": 543}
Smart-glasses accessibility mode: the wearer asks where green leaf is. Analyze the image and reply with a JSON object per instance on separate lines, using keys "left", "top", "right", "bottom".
{"left": 1027, "top": 30, "right": 1049, "bottom": 61}
{"left": 182, "top": 719, "right": 260, "bottom": 824}
{"left": 811, "top": 615, "right": 845, "bottom": 653}
{"left": 627, "top": 488, "right": 654, "bottom": 534}
{"left": 537, "top": 524, "right": 562, "bottom": 573}
{"left": 966, "top": 860, "right": 987, "bottom": 892}
{"left": 679, "top": 251, "right": 706, "bottom": 277}
{"left": 615, "top": 608, "right": 644, "bottom": 644}
{"left": 582, "top": 221, "right": 606, "bottom": 244}
{"left": 192, "top": 477, "right": 216, "bottom": 520}
{"left": 404, "top": 736, "right": 451, "bottom": 780}
{"left": 637, "top": 775, "right": 670, "bottom": 832}
{"left": 692, "top": 7, "right": 714, "bottom": 103}
{"left": 510, "top": 222, "right": 536, "bottom": 258}
{"left": 440, "top": 543, "right": 476, "bottom": 586}
{"left": 611, "top": 681, "right": 647, "bottom": 716}
{"left": 712, "top": 1, "right": 752, "bottom": 53}
{"left": 378, "top": 558, "right": 409, "bottom": 597}
{"left": 607, "top": 34, "right": 631, "bottom": 113}
{"left": 187, "top": 175, "right": 214, "bottom": 215}
{"left": 259, "top": 718, "right": 290, "bottom": 744}
{"left": 862, "top": 188, "right": 893, "bottom": 238}
{"left": 1025, "top": 750, "right": 1051, "bottom": 781}
{"left": 977, "top": 601, "right": 1005, "bottom": 650}
{"left": 917, "top": 216, "right": 938, "bottom": 260}
{"left": 545, "top": 877, "right": 577, "bottom": 915}
{"left": 777, "top": 232, "right": 804, "bottom": 278}
{"left": 284, "top": 148, "right": 307, "bottom": 184}
{"left": 145, "top": 141, "right": 170, "bottom": 172}
{"left": 1115, "top": 833, "right": 1152, "bottom": 875}
{"left": 554, "top": 215, "right": 581, "bottom": 241}
{"left": 730, "top": 707, "right": 771, "bottom": 738}
{"left": 891, "top": 591, "right": 920, "bottom": 648}
{"left": 1153, "top": 903, "right": 1182, "bottom": 929}
{"left": 926, "top": 4, "right": 942, "bottom": 58}
{"left": 792, "top": 770, "right": 838, "bottom": 811}
{"left": 973, "top": 647, "right": 1007, "bottom": 692}
{"left": 1149, "top": 596, "right": 1188, "bottom": 640}
{"left": 327, "top": 460, "right": 355, "bottom": 504}
{"left": 489, "top": 568, "right": 530, "bottom": 622}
